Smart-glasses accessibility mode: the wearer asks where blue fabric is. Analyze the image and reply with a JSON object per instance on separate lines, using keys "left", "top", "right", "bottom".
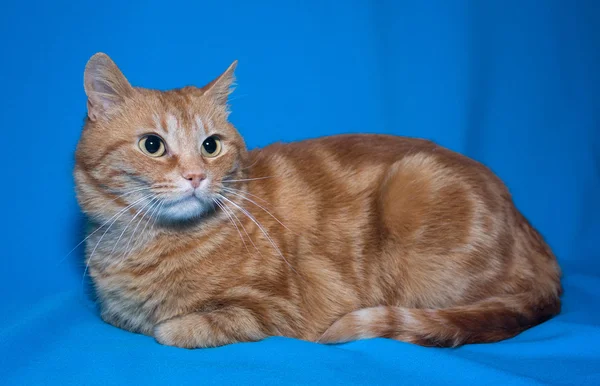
{"left": 1, "top": 0, "right": 599, "bottom": 384}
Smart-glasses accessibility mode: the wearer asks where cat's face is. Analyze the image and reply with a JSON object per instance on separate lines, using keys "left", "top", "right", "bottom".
{"left": 75, "top": 53, "right": 247, "bottom": 225}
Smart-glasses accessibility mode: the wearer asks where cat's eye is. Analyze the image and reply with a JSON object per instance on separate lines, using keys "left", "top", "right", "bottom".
{"left": 138, "top": 135, "right": 166, "bottom": 157}
{"left": 201, "top": 136, "right": 222, "bottom": 158}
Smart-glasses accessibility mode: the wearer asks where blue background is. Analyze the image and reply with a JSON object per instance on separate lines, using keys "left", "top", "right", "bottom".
{"left": 1, "top": 0, "right": 599, "bottom": 384}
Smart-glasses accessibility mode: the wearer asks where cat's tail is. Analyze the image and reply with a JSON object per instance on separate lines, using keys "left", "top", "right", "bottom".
{"left": 318, "top": 291, "right": 561, "bottom": 347}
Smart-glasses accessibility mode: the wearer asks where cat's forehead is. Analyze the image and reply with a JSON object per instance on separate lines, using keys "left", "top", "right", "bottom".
{"left": 113, "top": 88, "right": 234, "bottom": 153}
{"left": 148, "top": 111, "right": 216, "bottom": 154}
{"left": 152, "top": 112, "right": 212, "bottom": 136}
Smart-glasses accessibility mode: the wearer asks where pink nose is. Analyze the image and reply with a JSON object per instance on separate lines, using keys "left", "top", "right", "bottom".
{"left": 182, "top": 171, "right": 206, "bottom": 189}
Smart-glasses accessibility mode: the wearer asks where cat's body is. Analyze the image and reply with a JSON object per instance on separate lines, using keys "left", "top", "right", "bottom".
{"left": 75, "top": 53, "right": 561, "bottom": 348}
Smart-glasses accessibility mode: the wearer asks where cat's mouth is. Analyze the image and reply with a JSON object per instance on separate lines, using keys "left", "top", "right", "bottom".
{"left": 163, "top": 185, "right": 210, "bottom": 204}
{"left": 157, "top": 189, "right": 215, "bottom": 223}
{"left": 165, "top": 193, "right": 199, "bottom": 206}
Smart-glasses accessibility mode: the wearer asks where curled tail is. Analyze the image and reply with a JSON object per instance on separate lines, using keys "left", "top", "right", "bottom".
{"left": 318, "top": 292, "right": 561, "bottom": 347}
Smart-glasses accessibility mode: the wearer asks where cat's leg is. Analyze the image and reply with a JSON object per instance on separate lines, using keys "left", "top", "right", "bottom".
{"left": 153, "top": 306, "right": 270, "bottom": 348}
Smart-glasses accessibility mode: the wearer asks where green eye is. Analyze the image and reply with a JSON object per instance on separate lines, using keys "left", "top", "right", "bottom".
{"left": 139, "top": 135, "right": 166, "bottom": 157}
{"left": 201, "top": 136, "right": 222, "bottom": 158}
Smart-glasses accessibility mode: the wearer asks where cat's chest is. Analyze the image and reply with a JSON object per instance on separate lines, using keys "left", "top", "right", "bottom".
{"left": 91, "top": 260, "right": 214, "bottom": 335}
{"left": 88, "top": 225, "right": 275, "bottom": 334}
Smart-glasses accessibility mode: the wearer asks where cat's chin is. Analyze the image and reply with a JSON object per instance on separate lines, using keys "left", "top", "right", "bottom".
{"left": 158, "top": 196, "right": 214, "bottom": 224}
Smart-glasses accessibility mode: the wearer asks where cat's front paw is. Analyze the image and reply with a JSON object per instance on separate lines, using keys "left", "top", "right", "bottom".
{"left": 153, "top": 310, "right": 263, "bottom": 348}
{"left": 154, "top": 319, "right": 194, "bottom": 349}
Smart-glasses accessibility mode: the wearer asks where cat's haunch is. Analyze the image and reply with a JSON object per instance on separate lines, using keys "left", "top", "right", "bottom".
{"left": 74, "top": 52, "right": 562, "bottom": 349}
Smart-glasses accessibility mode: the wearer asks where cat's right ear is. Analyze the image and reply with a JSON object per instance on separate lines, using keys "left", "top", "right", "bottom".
{"left": 84, "top": 53, "right": 133, "bottom": 121}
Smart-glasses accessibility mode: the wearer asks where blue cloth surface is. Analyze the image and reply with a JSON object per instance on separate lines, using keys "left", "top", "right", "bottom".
{"left": 1, "top": 1, "right": 599, "bottom": 385}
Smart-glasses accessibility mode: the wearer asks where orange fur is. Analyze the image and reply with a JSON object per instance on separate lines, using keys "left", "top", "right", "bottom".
{"left": 74, "top": 53, "right": 562, "bottom": 348}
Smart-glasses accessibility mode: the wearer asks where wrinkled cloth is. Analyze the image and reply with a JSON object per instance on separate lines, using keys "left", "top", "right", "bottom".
{"left": 1, "top": 1, "right": 598, "bottom": 385}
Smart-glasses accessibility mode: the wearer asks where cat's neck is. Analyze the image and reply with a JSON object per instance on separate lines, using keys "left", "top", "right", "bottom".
{"left": 86, "top": 186, "right": 250, "bottom": 270}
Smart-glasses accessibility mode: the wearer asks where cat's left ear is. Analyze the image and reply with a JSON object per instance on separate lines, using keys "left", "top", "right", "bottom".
{"left": 202, "top": 60, "right": 238, "bottom": 106}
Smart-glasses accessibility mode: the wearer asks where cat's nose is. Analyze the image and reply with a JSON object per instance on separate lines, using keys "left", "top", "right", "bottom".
{"left": 182, "top": 171, "right": 206, "bottom": 189}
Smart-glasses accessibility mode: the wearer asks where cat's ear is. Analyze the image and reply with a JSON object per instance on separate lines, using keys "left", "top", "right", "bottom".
{"left": 84, "top": 53, "right": 133, "bottom": 121}
{"left": 202, "top": 60, "right": 238, "bottom": 106}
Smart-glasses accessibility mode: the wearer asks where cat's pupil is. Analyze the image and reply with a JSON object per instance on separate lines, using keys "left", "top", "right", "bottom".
{"left": 145, "top": 136, "right": 161, "bottom": 153}
{"left": 203, "top": 137, "right": 217, "bottom": 154}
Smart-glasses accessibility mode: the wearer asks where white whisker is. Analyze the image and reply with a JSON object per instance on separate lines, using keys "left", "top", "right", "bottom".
{"left": 219, "top": 198, "right": 262, "bottom": 255}
{"left": 62, "top": 185, "right": 175, "bottom": 264}
{"left": 81, "top": 194, "right": 153, "bottom": 291}
{"left": 217, "top": 194, "right": 297, "bottom": 274}
{"left": 60, "top": 187, "right": 156, "bottom": 264}
{"left": 227, "top": 93, "right": 247, "bottom": 103}
{"left": 134, "top": 197, "right": 164, "bottom": 249}
{"left": 221, "top": 188, "right": 295, "bottom": 234}
{"left": 120, "top": 197, "right": 162, "bottom": 263}
{"left": 94, "top": 184, "right": 173, "bottom": 213}
{"left": 240, "top": 156, "right": 260, "bottom": 171}
{"left": 109, "top": 196, "right": 156, "bottom": 258}
{"left": 222, "top": 176, "right": 275, "bottom": 183}
{"left": 213, "top": 198, "right": 251, "bottom": 255}
{"left": 227, "top": 201, "right": 261, "bottom": 255}
{"left": 222, "top": 186, "right": 272, "bottom": 206}
{"left": 94, "top": 186, "right": 153, "bottom": 210}
{"left": 147, "top": 200, "right": 165, "bottom": 236}
{"left": 223, "top": 187, "right": 295, "bottom": 234}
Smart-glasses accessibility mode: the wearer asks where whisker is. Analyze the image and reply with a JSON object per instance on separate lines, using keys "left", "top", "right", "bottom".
{"left": 109, "top": 196, "right": 156, "bottom": 258}
{"left": 221, "top": 176, "right": 275, "bottom": 183}
{"left": 144, "top": 198, "right": 165, "bottom": 242}
{"left": 62, "top": 185, "right": 173, "bottom": 264}
{"left": 95, "top": 184, "right": 173, "bottom": 212}
{"left": 221, "top": 188, "right": 295, "bottom": 234}
{"left": 213, "top": 198, "right": 251, "bottom": 256}
{"left": 219, "top": 198, "right": 262, "bottom": 255}
{"left": 227, "top": 93, "right": 247, "bottom": 103}
{"left": 81, "top": 194, "right": 153, "bottom": 292}
{"left": 96, "top": 186, "right": 153, "bottom": 206}
{"left": 60, "top": 187, "right": 155, "bottom": 264}
{"left": 217, "top": 194, "right": 297, "bottom": 274}
{"left": 120, "top": 197, "right": 161, "bottom": 263}
{"left": 221, "top": 186, "right": 272, "bottom": 206}
{"left": 134, "top": 197, "right": 164, "bottom": 250}
{"left": 240, "top": 156, "right": 260, "bottom": 171}
{"left": 149, "top": 200, "right": 166, "bottom": 233}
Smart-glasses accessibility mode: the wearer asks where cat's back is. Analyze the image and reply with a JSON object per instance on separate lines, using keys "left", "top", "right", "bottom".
{"left": 249, "top": 134, "right": 503, "bottom": 193}
{"left": 254, "top": 134, "right": 437, "bottom": 164}
{"left": 242, "top": 133, "right": 538, "bottom": 311}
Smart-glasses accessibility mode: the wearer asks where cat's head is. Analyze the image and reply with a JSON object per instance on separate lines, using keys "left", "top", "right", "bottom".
{"left": 75, "top": 53, "right": 247, "bottom": 226}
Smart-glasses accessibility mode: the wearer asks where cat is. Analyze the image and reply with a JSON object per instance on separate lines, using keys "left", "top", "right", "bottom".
{"left": 74, "top": 52, "right": 562, "bottom": 349}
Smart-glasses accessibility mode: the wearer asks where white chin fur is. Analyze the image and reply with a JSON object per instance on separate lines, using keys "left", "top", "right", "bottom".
{"left": 159, "top": 196, "right": 212, "bottom": 222}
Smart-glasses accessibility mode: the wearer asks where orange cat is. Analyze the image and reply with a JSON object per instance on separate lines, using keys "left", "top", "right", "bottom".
{"left": 74, "top": 53, "right": 562, "bottom": 348}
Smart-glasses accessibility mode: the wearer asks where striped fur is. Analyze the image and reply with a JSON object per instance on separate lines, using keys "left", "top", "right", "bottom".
{"left": 319, "top": 292, "right": 561, "bottom": 346}
{"left": 74, "top": 53, "right": 562, "bottom": 349}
